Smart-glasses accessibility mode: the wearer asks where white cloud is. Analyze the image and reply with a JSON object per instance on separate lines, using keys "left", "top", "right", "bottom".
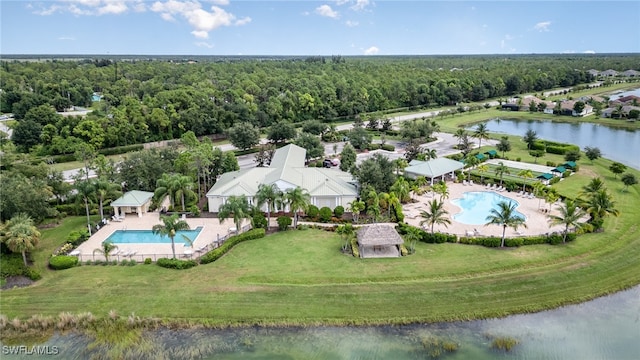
{"left": 363, "top": 46, "right": 379, "bottom": 55}
{"left": 151, "top": 1, "right": 251, "bottom": 39}
{"left": 210, "top": 0, "right": 229, "bottom": 5}
{"left": 58, "top": 36, "right": 76, "bottom": 41}
{"left": 501, "top": 40, "right": 505, "bottom": 49}
{"left": 583, "top": 50, "right": 596, "bottom": 54}
{"left": 351, "top": 0, "right": 370, "bottom": 11}
{"left": 504, "top": 34, "right": 515, "bottom": 41}
{"left": 97, "top": 1, "right": 129, "bottom": 15}
{"left": 33, "top": 0, "right": 147, "bottom": 16}
{"left": 562, "top": 50, "right": 576, "bottom": 54}
{"left": 195, "top": 41, "right": 214, "bottom": 48}
{"left": 534, "top": 21, "right": 551, "bottom": 32}
{"left": 335, "top": 0, "right": 350, "bottom": 5}
{"left": 315, "top": 4, "right": 339, "bottom": 19}
{"left": 345, "top": 20, "right": 359, "bottom": 27}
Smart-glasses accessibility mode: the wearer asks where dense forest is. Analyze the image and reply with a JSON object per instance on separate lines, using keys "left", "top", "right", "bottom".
{"left": 1, "top": 54, "right": 639, "bottom": 156}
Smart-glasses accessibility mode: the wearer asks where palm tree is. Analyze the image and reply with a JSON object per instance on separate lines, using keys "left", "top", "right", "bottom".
{"left": 2, "top": 213, "right": 40, "bottom": 266}
{"left": 580, "top": 177, "right": 605, "bottom": 197}
{"left": 255, "top": 184, "right": 282, "bottom": 231}
{"left": 485, "top": 201, "right": 527, "bottom": 247}
{"left": 94, "top": 179, "right": 122, "bottom": 220}
{"left": 432, "top": 182, "right": 449, "bottom": 201}
{"left": 152, "top": 214, "right": 191, "bottom": 259}
{"left": 548, "top": 199, "right": 589, "bottom": 243}
{"left": 154, "top": 173, "right": 177, "bottom": 209}
{"left": 477, "top": 164, "right": 489, "bottom": 184}
{"left": 494, "top": 162, "right": 510, "bottom": 186}
{"left": 403, "top": 226, "right": 422, "bottom": 254}
{"left": 366, "top": 189, "right": 381, "bottom": 223}
{"left": 174, "top": 175, "right": 197, "bottom": 212}
{"left": 336, "top": 223, "right": 355, "bottom": 252}
{"left": 284, "top": 187, "right": 310, "bottom": 228}
{"left": 217, "top": 195, "right": 252, "bottom": 235}
{"left": 581, "top": 189, "right": 620, "bottom": 231}
{"left": 545, "top": 188, "right": 560, "bottom": 213}
{"left": 523, "top": 129, "right": 538, "bottom": 150}
{"left": 75, "top": 180, "right": 96, "bottom": 236}
{"left": 465, "top": 155, "right": 480, "bottom": 181}
{"left": 473, "top": 123, "right": 490, "bottom": 148}
{"left": 423, "top": 148, "right": 438, "bottom": 161}
{"left": 419, "top": 199, "right": 451, "bottom": 234}
{"left": 531, "top": 181, "right": 546, "bottom": 209}
{"left": 347, "top": 200, "right": 365, "bottom": 223}
{"left": 93, "top": 241, "right": 119, "bottom": 262}
{"left": 390, "top": 177, "right": 410, "bottom": 203}
{"left": 453, "top": 128, "right": 467, "bottom": 146}
{"left": 387, "top": 192, "right": 402, "bottom": 221}
{"left": 517, "top": 169, "right": 534, "bottom": 192}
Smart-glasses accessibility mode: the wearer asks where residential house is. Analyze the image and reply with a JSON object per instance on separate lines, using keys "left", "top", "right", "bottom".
{"left": 206, "top": 144, "right": 359, "bottom": 213}
{"left": 560, "top": 100, "right": 593, "bottom": 117}
{"left": 622, "top": 70, "right": 639, "bottom": 77}
{"left": 600, "top": 69, "right": 619, "bottom": 77}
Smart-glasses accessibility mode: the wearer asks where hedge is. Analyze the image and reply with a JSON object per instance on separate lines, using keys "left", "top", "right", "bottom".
{"left": 381, "top": 144, "right": 395, "bottom": 152}
{"left": 156, "top": 258, "right": 198, "bottom": 270}
{"left": 459, "top": 232, "right": 577, "bottom": 248}
{"left": 49, "top": 255, "right": 79, "bottom": 270}
{"left": 98, "top": 144, "right": 144, "bottom": 156}
{"left": 200, "top": 228, "right": 266, "bottom": 264}
{"left": 1, "top": 254, "right": 41, "bottom": 280}
{"left": 396, "top": 223, "right": 457, "bottom": 243}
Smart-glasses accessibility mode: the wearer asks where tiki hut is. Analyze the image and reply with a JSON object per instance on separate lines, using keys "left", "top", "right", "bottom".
{"left": 357, "top": 224, "right": 404, "bottom": 258}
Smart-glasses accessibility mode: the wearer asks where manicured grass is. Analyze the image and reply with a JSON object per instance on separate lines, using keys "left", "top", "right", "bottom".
{"left": 3, "top": 157, "right": 639, "bottom": 326}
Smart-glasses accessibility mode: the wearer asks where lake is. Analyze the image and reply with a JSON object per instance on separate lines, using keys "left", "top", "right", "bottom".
{"left": 2, "top": 286, "right": 638, "bottom": 359}
{"left": 479, "top": 118, "right": 640, "bottom": 169}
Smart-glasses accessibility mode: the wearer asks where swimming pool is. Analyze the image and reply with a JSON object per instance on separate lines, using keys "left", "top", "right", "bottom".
{"left": 105, "top": 227, "right": 203, "bottom": 247}
{"left": 451, "top": 192, "right": 526, "bottom": 225}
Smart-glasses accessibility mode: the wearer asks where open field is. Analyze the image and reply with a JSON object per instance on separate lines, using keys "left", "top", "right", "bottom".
{"left": 2, "top": 157, "right": 639, "bottom": 326}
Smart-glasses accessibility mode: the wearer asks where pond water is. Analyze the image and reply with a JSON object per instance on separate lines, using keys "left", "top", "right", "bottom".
{"left": 479, "top": 118, "right": 640, "bottom": 169}
{"left": 3, "top": 286, "right": 638, "bottom": 359}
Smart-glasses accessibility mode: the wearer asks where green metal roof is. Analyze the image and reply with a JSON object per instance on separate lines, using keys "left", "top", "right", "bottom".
{"left": 403, "top": 158, "right": 464, "bottom": 178}
{"left": 485, "top": 149, "right": 497, "bottom": 156}
{"left": 475, "top": 153, "right": 487, "bottom": 160}
{"left": 110, "top": 190, "right": 154, "bottom": 207}
{"left": 537, "top": 173, "right": 554, "bottom": 180}
{"left": 564, "top": 161, "right": 577, "bottom": 168}
{"left": 553, "top": 166, "right": 567, "bottom": 173}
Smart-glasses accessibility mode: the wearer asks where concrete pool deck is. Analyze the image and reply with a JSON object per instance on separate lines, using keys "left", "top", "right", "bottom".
{"left": 403, "top": 182, "right": 566, "bottom": 238}
{"left": 73, "top": 213, "right": 249, "bottom": 262}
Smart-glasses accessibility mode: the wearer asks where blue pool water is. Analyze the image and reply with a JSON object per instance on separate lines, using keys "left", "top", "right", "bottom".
{"left": 451, "top": 191, "right": 525, "bottom": 225}
{"left": 105, "top": 227, "right": 202, "bottom": 247}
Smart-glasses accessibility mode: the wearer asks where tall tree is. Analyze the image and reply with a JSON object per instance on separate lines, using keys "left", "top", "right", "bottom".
{"left": 365, "top": 189, "right": 381, "bottom": 223}
{"left": 347, "top": 200, "right": 365, "bottom": 223}
{"left": 621, "top": 173, "right": 638, "bottom": 192}
{"left": 1, "top": 213, "right": 41, "bottom": 266}
{"left": 75, "top": 180, "right": 96, "bottom": 235}
{"left": 432, "top": 182, "right": 449, "bottom": 201}
{"left": 485, "top": 201, "right": 527, "bottom": 247}
{"left": 419, "top": 199, "right": 451, "bottom": 234}
{"left": 473, "top": 123, "right": 490, "bottom": 149}
{"left": 584, "top": 146, "right": 601, "bottom": 163}
{"left": 609, "top": 162, "right": 626, "bottom": 179}
{"left": 255, "top": 184, "right": 282, "bottom": 231}
{"left": 227, "top": 122, "right": 260, "bottom": 151}
{"left": 548, "top": 199, "right": 589, "bottom": 243}
{"left": 494, "top": 162, "right": 510, "bottom": 186}
{"left": 517, "top": 169, "right": 534, "bottom": 192}
{"left": 294, "top": 133, "right": 324, "bottom": 160}
{"left": 284, "top": 187, "right": 311, "bottom": 228}
{"left": 174, "top": 175, "right": 196, "bottom": 212}
{"left": 580, "top": 189, "right": 619, "bottom": 232}
{"left": 339, "top": 143, "right": 357, "bottom": 172}
{"left": 217, "top": 195, "right": 253, "bottom": 235}
{"left": 389, "top": 177, "right": 411, "bottom": 203}
{"left": 496, "top": 136, "right": 511, "bottom": 158}
{"left": 95, "top": 179, "right": 122, "bottom": 220}
{"left": 152, "top": 214, "right": 191, "bottom": 259}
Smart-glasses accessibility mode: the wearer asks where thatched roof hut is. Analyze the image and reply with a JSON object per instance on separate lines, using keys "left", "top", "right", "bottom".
{"left": 357, "top": 224, "right": 403, "bottom": 258}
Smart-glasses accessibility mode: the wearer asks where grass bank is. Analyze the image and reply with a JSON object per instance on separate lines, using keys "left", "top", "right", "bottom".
{"left": 2, "top": 158, "right": 639, "bottom": 326}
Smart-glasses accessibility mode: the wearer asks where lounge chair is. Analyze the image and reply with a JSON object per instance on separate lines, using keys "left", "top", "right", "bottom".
{"left": 470, "top": 180, "right": 475, "bottom": 186}
{"left": 463, "top": 180, "right": 468, "bottom": 186}
{"left": 514, "top": 230, "right": 524, "bottom": 236}
{"left": 485, "top": 183, "right": 491, "bottom": 189}
{"left": 466, "top": 230, "right": 475, "bottom": 237}
{"left": 474, "top": 229, "right": 482, "bottom": 236}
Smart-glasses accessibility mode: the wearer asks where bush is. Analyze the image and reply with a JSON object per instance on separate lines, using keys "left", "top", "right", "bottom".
{"left": 98, "top": 144, "right": 144, "bottom": 156}
{"left": 66, "top": 230, "right": 90, "bottom": 247}
{"left": 188, "top": 205, "right": 201, "bottom": 217}
{"left": 277, "top": 216, "right": 292, "bottom": 231}
{"left": 333, "top": 205, "right": 345, "bottom": 218}
{"left": 531, "top": 141, "right": 546, "bottom": 151}
{"left": 545, "top": 161, "right": 557, "bottom": 167}
{"left": 367, "top": 143, "right": 380, "bottom": 151}
{"left": 504, "top": 238, "right": 524, "bottom": 247}
{"left": 381, "top": 144, "right": 395, "bottom": 151}
{"left": 422, "top": 231, "right": 457, "bottom": 244}
{"left": 252, "top": 212, "right": 268, "bottom": 229}
{"left": 549, "top": 176, "right": 561, "bottom": 185}
{"left": 49, "top": 255, "right": 79, "bottom": 270}
{"left": 307, "top": 205, "right": 319, "bottom": 219}
{"left": 546, "top": 233, "right": 563, "bottom": 245}
{"left": 156, "top": 258, "right": 198, "bottom": 270}
{"left": 0, "top": 254, "right": 35, "bottom": 278}
{"left": 319, "top": 207, "right": 333, "bottom": 222}
{"left": 144, "top": 258, "right": 152, "bottom": 264}
{"left": 522, "top": 236, "right": 547, "bottom": 245}
{"left": 56, "top": 204, "right": 85, "bottom": 216}
{"left": 200, "top": 228, "right": 266, "bottom": 264}
{"left": 350, "top": 237, "right": 359, "bottom": 258}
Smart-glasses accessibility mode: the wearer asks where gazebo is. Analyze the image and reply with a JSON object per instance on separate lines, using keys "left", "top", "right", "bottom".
{"left": 403, "top": 158, "right": 465, "bottom": 185}
{"left": 110, "top": 190, "right": 154, "bottom": 218}
{"left": 357, "top": 224, "right": 404, "bottom": 258}
{"left": 551, "top": 166, "right": 567, "bottom": 177}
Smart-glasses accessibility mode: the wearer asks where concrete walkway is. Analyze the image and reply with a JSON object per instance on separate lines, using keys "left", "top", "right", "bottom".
{"left": 486, "top": 159, "right": 555, "bottom": 174}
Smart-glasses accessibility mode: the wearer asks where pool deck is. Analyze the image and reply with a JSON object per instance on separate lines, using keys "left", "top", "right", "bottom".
{"left": 403, "top": 182, "right": 567, "bottom": 238}
{"left": 73, "top": 212, "right": 249, "bottom": 262}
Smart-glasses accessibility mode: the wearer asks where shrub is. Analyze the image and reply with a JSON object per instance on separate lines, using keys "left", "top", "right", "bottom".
{"left": 381, "top": 144, "right": 395, "bottom": 151}
{"left": 333, "top": 205, "right": 345, "bottom": 218}
{"left": 188, "top": 205, "right": 201, "bottom": 217}
{"left": 49, "top": 255, "right": 79, "bottom": 270}
{"left": 319, "top": 207, "right": 333, "bottom": 222}
{"left": 545, "top": 161, "right": 557, "bottom": 167}
{"left": 306, "top": 205, "right": 319, "bottom": 219}
{"left": 504, "top": 238, "right": 524, "bottom": 247}
{"left": 98, "top": 144, "right": 144, "bottom": 156}
{"left": 546, "top": 233, "right": 563, "bottom": 245}
{"left": 144, "top": 258, "right": 152, "bottom": 265}
{"left": 66, "top": 230, "right": 90, "bottom": 247}
{"left": 0, "top": 254, "right": 37, "bottom": 279}
{"left": 277, "top": 216, "right": 292, "bottom": 231}
{"left": 24, "top": 267, "right": 42, "bottom": 280}
{"left": 531, "top": 141, "right": 546, "bottom": 151}
{"left": 251, "top": 212, "right": 268, "bottom": 229}
{"left": 367, "top": 143, "right": 380, "bottom": 151}
{"left": 422, "top": 231, "right": 457, "bottom": 244}
{"left": 156, "top": 258, "right": 198, "bottom": 270}
{"left": 200, "top": 228, "right": 266, "bottom": 264}
{"left": 549, "top": 176, "right": 561, "bottom": 185}
{"left": 522, "top": 236, "right": 547, "bottom": 245}
{"left": 350, "top": 237, "right": 359, "bottom": 258}
{"left": 399, "top": 244, "right": 408, "bottom": 256}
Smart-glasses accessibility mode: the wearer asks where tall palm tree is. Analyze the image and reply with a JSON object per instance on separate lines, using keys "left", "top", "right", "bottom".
{"left": 174, "top": 175, "right": 196, "bottom": 211}
{"left": 517, "top": 169, "right": 534, "bottom": 192}
{"left": 390, "top": 177, "right": 410, "bottom": 203}
{"left": 347, "top": 200, "right": 365, "bottom": 223}
{"left": 2, "top": 213, "right": 40, "bottom": 266}
{"left": 93, "top": 241, "right": 119, "bottom": 262}
{"left": 581, "top": 189, "right": 620, "bottom": 231}
{"left": 531, "top": 181, "right": 546, "bottom": 209}
{"left": 432, "top": 182, "right": 449, "bottom": 201}
{"left": 453, "top": 128, "right": 467, "bottom": 146}
{"left": 545, "top": 188, "right": 560, "bottom": 212}
{"left": 154, "top": 173, "right": 177, "bottom": 209}
{"left": 387, "top": 192, "right": 402, "bottom": 221}
{"left": 485, "top": 201, "right": 527, "bottom": 247}
{"left": 284, "top": 187, "right": 311, "bottom": 228}
{"left": 366, "top": 189, "right": 381, "bottom": 223}
{"left": 477, "top": 164, "right": 489, "bottom": 184}
{"left": 548, "top": 199, "right": 589, "bottom": 243}
{"left": 465, "top": 155, "right": 480, "bottom": 181}
{"left": 152, "top": 214, "right": 191, "bottom": 259}
{"left": 494, "top": 162, "right": 510, "bottom": 186}
{"left": 523, "top": 129, "right": 538, "bottom": 150}
{"left": 95, "top": 179, "right": 122, "bottom": 220}
{"left": 75, "top": 180, "right": 96, "bottom": 236}
{"left": 255, "top": 184, "right": 282, "bottom": 231}
{"left": 473, "top": 123, "right": 490, "bottom": 148}
{"left": 217, "top": 195, "right": 252, "bottom": 235}
{"left": 423, "top": 148, "right": 438, "bottom": 161}
{"left": 419, "top": 199, "right": 451, "bottom": 234}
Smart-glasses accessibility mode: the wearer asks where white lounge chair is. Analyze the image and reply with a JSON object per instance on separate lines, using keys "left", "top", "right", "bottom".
{"left": 463, "top": 180, "right": 468, "bottom": 186}
{"left": 466, "top": 230, "right": 475, "bottom": 237}
{"left": 485, "top": 183, "right": 491, "bottom": 189}
{"left": 470, "top": 180, "right": 475, "bottom": 186}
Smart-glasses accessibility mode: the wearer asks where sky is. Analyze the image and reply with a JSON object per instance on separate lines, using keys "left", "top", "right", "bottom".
{"left": 1, "top": 0, "right": 639, "bottom": 55}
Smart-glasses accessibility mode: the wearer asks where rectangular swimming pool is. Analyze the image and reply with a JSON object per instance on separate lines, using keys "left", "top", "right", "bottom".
{"left": 105, "top": 227, "right": 203, "bottom": 247}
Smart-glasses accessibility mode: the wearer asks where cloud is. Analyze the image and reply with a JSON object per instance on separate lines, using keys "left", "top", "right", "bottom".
{"left": 363, "top": 46, "right": 379, "bottom": 55}
{"left": 195, "top": 41, "right": 214, "bottom": 48}
{"left": 504, "top": 34, "right": 515, "bottom": 41}
{"left": 345, "top": 20, "right": 359, "bottom": 27}
{"left": 335, "top": 0, "right": 350, "bottom": 5}
{"left": 210, "top": 0, "right": 229, "bottom": 5}
{"left": 58, "top": 36, "right": 76, "bottom": 41}
{"left": 351, "top": 0, "right": 370, "bottom": 11}
{"left": 33, "top": 0, "right": 148, "bottom": 16}
{"left": 315, "top": 4, "right": 339, "bottom": 19}
{"left": 151, "top": 1, "right": 251, "bottom": 39}
{"left": 583, "top": 50, "right": 596, "bottom": 54}
{"left": 534, "top": 21, "right": 551, "bottom": 32}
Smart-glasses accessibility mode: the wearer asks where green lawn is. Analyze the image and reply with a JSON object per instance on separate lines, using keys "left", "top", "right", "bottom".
{"left": 3, "top": 157, "right": 639, "bottom": 326}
